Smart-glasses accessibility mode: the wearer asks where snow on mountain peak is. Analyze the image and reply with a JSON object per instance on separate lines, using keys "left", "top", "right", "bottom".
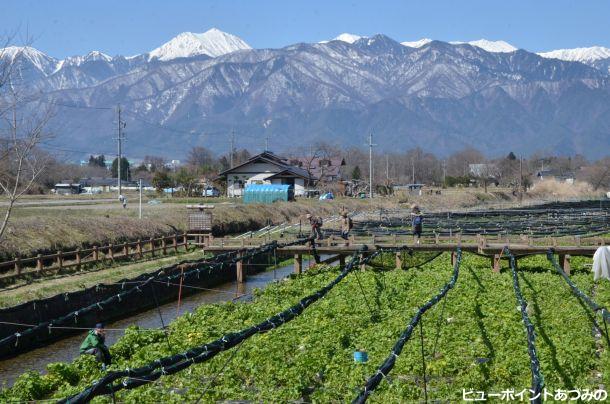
{"left": 54, "top": 51, "right": 113, "bottom": 72}
{"left": 149, "top": 28, "right": 251, "bottom": 61}
{"left": 335, "top": 33, "right": 362, "bottom": 43}
{"left": 0, "top": 46, "right": 58, "bottom": 74}
{"left": 401, "top": 38, "right": 433, "bottom": 48}
{"left": 324, "top": 33, "right": 363, "bottom": 44}
{"left": 450, "top": 39, "right": 517, "bottom": 53}
{"left": 537, "top": 46, "right": 610, "bottom": 63}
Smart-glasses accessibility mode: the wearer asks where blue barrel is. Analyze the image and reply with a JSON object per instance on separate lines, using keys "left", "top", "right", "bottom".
{"left": 354, "top": 350, "right": 368, "bottom": 363}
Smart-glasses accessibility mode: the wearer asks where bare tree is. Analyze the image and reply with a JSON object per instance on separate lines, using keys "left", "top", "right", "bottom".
{"left": 580, "top": 158, "right": 610, "bottom": 190}
{"left": 0, "top": 45, "right": 54, "bottom": 242}
{"left": 187, "top": 146, "right": 215, "bottom": 168}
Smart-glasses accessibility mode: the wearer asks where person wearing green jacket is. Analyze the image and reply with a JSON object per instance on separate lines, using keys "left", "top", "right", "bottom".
{"left": 80, "top": 323, "right": 111, "bottom": 366}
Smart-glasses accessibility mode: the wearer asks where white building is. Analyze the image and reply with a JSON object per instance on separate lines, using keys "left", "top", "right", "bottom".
{"left": 218, "top": 151, "right": 315, "bottom": 197}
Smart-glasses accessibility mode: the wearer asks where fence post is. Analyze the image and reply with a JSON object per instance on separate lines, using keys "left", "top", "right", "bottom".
{"left": 173, "top": 235, "right": 178, "bottom": 253}
{"left": 162, "top": 237, "right": 167, "bottom": 255}
{"left": 123, "top": 243, "right": 129, "bottom": 259}
{"left": 559, "top": 254, "right": 571, "bottom": 275}
{"left": 183, "top": 234, "right": 188, "bottom": 251}
{"left": 93, "top": 246, "right": 99, "bottom": 262}
{"left": 150, "top": 238, "right": 155, "bottom": 257}
{"left": 57, "top": 252, "right": 63, "bottom": 271}
{"left": 108, "top": 244, "right": 114, "bottom": 261}
{"left": 294, "top": 254, "right": 302, "bottom": 274}
{"left": 36, "top": 254, "right": 43, "bottom": 272}
{"left": 15, "top": 256, "right": 21, "bottom": 275}
{"left": 492, "top": 254, "right": 500, "bottom": 273}
{"left": 137, "top": 239, "right": 143, "bottom": 259}
{"left": 395, "top": 252, "right": 402, "bottom": 270}
{"left": 76, "top": 249, "right": 82, "bottom": 270}
{"left": 236, "top": 252, "right": 244, "bottom": 283}
{"left": 339, "top": 255, "right": 346, "bottom": 268}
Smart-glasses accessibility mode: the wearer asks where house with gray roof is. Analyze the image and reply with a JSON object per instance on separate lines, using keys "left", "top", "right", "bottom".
{"left": 218, "top": 151, "right": 316, "bottom": 197}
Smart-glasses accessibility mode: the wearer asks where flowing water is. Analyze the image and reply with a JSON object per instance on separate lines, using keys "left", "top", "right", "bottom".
{"left": 0, "top": 257, "right": 326, "bottom": 387}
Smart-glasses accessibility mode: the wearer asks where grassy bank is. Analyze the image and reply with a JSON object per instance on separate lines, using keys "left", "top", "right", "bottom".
{"left": 0, "top": 250, "right": 207, "bottom": 308}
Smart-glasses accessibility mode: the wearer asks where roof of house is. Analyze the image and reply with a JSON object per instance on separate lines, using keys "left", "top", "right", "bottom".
{"left": 267, "top": 169, "right": 312, "bottom": 181}
{"left": 78, "top": 177, "right": 140, "bottom": 187}
{"left": 219, "top": 151, "right": 315, "bottom": 180}
{"left": 537, "top": 169, "right": 575, "bottom": 178}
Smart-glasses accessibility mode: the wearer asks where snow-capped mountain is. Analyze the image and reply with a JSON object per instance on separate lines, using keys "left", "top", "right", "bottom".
{"left": 56, "top": 51, "right": 112, "bottom": 70}
{"left": 3, "top": 32, "right": 610, "bottom": 158}
{"left": 0, "top": 46, "right": 58, "bottom": 75}
{"left": 450, "top": 39, "right": 517, "bottom": 53}
{"left": 538, "top": 46, "right": 610, "bottom": 63}
{"left": 320, "top": 33, "right": 363, "bottom": 44}
{"left": 401, "top": 38, "right": 432, "bottom": 48}
{"left": 332, "top": 33, "right": 362, "bottom": 43}
{"left": 148, "top": 28, "right": 251, "bottom": 60}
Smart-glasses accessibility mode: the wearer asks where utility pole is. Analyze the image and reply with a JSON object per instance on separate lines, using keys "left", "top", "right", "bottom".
{"left": 442, "top": 160, "right": 447, "bottom": 187}
{"left": 115, "top": 104, "right": 126, "bottom": 199}
{"left": 411, "top": 158, "right": 415, "bottom": 184}
{"left": 385, "top": 154, "right": 389, "bottom": 180}
{"left": 138, "top": 179, "right": 142, "bottom": 219}
{"left": 519, "top": 155, "right": 524, "bottom": 204}
{"left": 366, "top": 132, "right": 377, "bottom": 199}
{"left": 229, "top": 129, "right": 235, "bottom": 168}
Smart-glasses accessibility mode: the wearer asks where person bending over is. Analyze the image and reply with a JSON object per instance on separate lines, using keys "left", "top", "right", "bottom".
{"left": 80, "top": 323, "right": 112, "bottom": 367}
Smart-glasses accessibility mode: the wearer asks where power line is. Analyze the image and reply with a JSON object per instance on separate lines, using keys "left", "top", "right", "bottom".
{"left": 43, "top": 101, "right": 114, "bottom": 111}
{"left": 39, "top": 142, "right": 115, "bottom": 157}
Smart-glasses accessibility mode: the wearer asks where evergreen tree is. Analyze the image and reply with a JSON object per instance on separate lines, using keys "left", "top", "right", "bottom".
{"left": 111, "top": 157, "right": 131, "bottom": 180}
{"left": 88, "top": 154, "right": 106, "bottom": 168}
{"left": 351, "top": 165, "right": 362, "bottom": 180}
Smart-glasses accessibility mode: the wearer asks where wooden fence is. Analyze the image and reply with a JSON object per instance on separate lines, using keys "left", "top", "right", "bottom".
{"left": 0, "top": 234, "right": 189, "bottom": 282}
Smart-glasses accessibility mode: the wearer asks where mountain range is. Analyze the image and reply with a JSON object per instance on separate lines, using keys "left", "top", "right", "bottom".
{"left": 2, "top": 29, "right": 610, "bottom": 159}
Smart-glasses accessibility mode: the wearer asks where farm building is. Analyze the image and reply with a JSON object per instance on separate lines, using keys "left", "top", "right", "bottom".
{"left": 243, "top": 184, "right": 294, "bottom": 204}
{"left": 53, "top": 183, "right": 83, "bottom": 195}
{"left": 536, "top": 169, "right": 575, "bottom": 183}
{"left": 218, "top": 151, "right": 316, "bottom": 197}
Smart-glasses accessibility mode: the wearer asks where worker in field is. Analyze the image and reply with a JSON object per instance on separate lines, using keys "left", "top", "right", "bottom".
{"left": 411, "top": 204, "right": 423, "bottom": 244}
{"left": 80, "top": 323, "right": 112, "bottom": 368}
{"left": 119, "top": 194, "right": 127, "bottom": 209}
{"left": 340, "top": 208, "right": 353, "bottom": 243}
{"left": 306, "top": 213, "right": 323, "bottom": 241}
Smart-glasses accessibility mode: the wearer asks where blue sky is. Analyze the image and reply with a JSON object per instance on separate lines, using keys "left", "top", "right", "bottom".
{"left": 3, "top": 0, "right": 610, "bottom": 58}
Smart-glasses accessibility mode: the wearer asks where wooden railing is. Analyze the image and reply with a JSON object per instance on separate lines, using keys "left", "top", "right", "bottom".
{"left": 201, "top": 233, "right": 609, "bottom": 250}
{"left": 0, "top": 234, "right": 189, "bottom": 282}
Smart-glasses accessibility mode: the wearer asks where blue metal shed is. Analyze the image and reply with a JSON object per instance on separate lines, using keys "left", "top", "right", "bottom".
{"left": 243, "top": 184, "right": 294, "bottom": 204}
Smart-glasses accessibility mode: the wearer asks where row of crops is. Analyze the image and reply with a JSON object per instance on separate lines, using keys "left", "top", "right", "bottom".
{"left": 354, "top": 200, "right": 610, "bottom": 237}
{"left": 2, "top": 249, "right": 609, "bottom": 402}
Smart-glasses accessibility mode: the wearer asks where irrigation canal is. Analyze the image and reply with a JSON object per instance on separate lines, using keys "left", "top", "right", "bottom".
{"left": 0, "top": 256, "right": 322, "bottom": 387}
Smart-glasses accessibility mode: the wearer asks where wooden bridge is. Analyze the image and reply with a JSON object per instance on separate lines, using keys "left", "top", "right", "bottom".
{"left": 193, "top": 233, "right": 609, "bottom": 281}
